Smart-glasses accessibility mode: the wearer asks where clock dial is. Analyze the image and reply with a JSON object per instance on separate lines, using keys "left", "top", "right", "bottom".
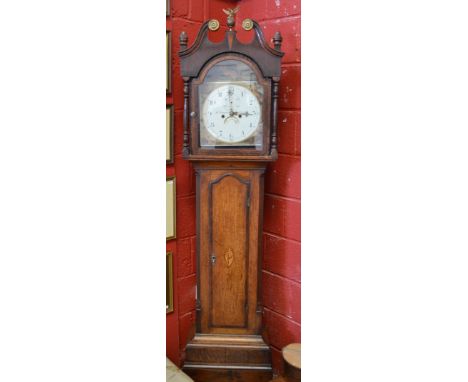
{"left": 202, "top": 84, "right": 261, "bottom": 144}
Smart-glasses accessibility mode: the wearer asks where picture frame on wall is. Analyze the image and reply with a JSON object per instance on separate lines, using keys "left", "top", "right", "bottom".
{"left": 166, "top": 105, "right": 174, "bottom": 164}
{"left": 166, "top": 252, "right": 174, "bottom": 313}
{"left": 166, "top": 31, "right": 171, "bottom": 93}
{"left": 166, "top": 176, "right": 176, "bottom": 241}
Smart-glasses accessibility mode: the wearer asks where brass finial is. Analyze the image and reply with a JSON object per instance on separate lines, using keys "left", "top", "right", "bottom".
{"left": 223, "top": 6, "right": 240, "bottom": 29}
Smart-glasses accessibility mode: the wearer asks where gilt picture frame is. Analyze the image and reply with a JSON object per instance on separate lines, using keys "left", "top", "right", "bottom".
{"left": 166, "top": 251, "right": 174, "bottom": 313}
{"left": 166, "top": 176, "right": 176, "bottom": 240}
{"left": 166, "top": 31, "right": 171, "bottom": 93}
{"left": 166, "top": 105, "right": 174, "bottom": 164}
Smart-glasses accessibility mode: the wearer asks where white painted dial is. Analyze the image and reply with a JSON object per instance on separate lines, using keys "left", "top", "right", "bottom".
{"left": 202, "top": 84, "right": 261, "bottom": 144}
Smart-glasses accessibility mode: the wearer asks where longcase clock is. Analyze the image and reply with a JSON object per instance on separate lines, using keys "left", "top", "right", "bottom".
{"left": 178, "top": 9, "right": 283, "bottom": 382}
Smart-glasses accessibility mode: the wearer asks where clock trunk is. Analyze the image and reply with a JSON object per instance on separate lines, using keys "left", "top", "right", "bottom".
{"left": 183, "top": 162, "right": 271, "bottom": 382}
{"left": 196, "top": 161, "right": 265, "bottom": 335}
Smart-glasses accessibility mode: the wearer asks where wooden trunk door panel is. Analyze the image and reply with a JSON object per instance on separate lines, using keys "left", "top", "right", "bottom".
{"left": 197, "top": 164, "right": 265, "bottom": 335}
{"left": 209, "top": 174, "right": 250, "bottom": 328}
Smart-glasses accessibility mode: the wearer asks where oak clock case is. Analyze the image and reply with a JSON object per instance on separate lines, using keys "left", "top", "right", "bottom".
{"left": 179, "top": 14, "right": 283, "bottom": 382}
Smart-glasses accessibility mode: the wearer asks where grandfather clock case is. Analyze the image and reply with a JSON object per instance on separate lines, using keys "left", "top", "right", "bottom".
{"left": 179, "top": 11, "right": 283, "bottom": 382}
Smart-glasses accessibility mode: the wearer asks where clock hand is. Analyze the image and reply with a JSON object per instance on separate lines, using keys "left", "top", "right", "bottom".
{"left": 231, "top": 111, "right": 253, "bottom": 117}
{"left": 228, "top": 87, "right": 234, "bottom": 116}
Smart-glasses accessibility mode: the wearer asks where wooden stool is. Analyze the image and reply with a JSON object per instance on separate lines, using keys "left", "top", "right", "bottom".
{"left": 282, "top": 343, "right": 301, "bottom": 382}
{"left": 269, "top": 343, "right": 301, "bottom": 382}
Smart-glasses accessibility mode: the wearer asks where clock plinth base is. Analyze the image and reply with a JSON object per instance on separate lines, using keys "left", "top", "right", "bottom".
{"left": 183, "top": 334, "right": 272, "bottom": 382}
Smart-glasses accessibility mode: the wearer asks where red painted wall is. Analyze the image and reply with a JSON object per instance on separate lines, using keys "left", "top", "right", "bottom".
{"left": 166, "top": 1, "right": 199, "bottom": 367}
{"left": 166, "top": 0, "right": 301, "bottom": 374}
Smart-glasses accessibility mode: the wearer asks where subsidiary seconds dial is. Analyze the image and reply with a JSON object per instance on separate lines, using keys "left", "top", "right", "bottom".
{"left": 202, "top": 84, "right": 261, "bottom": 144}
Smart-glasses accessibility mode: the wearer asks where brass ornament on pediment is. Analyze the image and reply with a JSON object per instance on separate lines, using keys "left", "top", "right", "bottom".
{"left": 208, "top": 19, "right": 220, "bottom": 31}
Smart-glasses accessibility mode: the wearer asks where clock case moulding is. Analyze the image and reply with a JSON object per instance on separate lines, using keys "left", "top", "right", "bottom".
{"left": 179, "top": 20, "right": 284, "bottom": 162}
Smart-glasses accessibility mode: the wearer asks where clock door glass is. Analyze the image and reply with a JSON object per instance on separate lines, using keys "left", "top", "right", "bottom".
{"left": 198, "top": 59, "right": 265, "bottom": 149}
